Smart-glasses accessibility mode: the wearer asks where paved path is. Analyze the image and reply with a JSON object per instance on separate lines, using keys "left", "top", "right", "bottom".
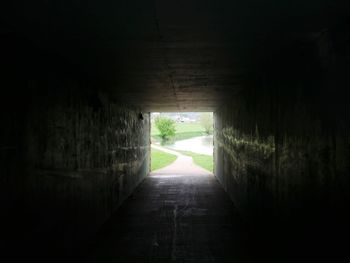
{"left": 80, "top": 145, "right": 251, "bottom": 263}
{"left": 82, "top": 174, "right": 250, "bottom": 263}
{"left": 151, "top": 144, "right": 183, "bottom": 156}
{"left": 151, "top": 144, "right": 211, "bottom": 176}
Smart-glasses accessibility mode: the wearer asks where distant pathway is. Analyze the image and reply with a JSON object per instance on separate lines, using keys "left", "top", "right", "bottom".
{"left": 151, "top": 144, "right": 211, "bottom": 176}
{"left": 151, "top": 144, "right": 183, "bottom": 156}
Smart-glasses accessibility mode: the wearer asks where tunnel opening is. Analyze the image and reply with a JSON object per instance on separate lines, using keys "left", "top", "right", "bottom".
{"left": 150, "top": 112, "right": 214, "bottom": 175}
{"left": 1, "top": 1, "right": 350, "bottom": 262}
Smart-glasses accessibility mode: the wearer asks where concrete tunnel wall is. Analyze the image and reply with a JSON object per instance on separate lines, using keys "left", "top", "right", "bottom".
{"left": 1, "top": 33, "right": 151, "bottom": 256}
{"left": 2, "top": 4, "right": 350, "bottom": 260}
{"left": 213, "top": 27, "right": 350, "bottom": 259}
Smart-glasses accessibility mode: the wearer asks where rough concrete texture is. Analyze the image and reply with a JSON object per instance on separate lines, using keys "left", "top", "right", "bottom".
{"left": 79, "top": 173, "right": 250, "bottom": 263}
{"left": 214, "top": 26, "right": 350, "bottom": 262}
{"left": 1, "top": 1, "right": 350, "bottom": 262}
{"left": 1, "top": 41, "right": 150, "bottom": 260}
{"left": 3, "top": 1, "right": 350, "bottom": 111}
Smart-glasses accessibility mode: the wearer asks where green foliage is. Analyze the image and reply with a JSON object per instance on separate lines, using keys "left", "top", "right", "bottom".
{"left": 154, "top": 116, "right": 176, "bottom": 142}
{"left": 151, "top": 149, "right": 177, "bottom": 171}
{"left": 152, "top": 131, "right": 205, "bottom": 142}
{"left": 199, "top": 113, "right": 213, "bottom": 135}
{"left": 151, "top": 122, "right": 204, "bottom": 136}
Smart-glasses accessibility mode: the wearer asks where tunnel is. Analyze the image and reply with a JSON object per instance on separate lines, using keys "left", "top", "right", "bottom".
{"left": 1, "top": 1, "right": 350, "bottom": 262}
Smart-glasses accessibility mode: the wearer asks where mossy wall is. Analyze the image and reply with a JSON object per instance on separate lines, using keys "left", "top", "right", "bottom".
{"left": 0, "top": 33, "right": 150, "bottom": 258}
{"left": 214, "top": 26, "right": 350, "bottom": 261}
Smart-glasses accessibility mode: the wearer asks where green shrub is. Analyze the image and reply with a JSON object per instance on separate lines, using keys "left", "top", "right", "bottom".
{"left": 154, "top": 116, "right": 176, "bottom": 142}
{"left": 199, "top": 112, "right": 213, "bottom": 135}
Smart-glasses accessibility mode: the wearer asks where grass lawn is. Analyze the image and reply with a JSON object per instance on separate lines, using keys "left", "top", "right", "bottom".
{"left": 151, "top": 122, "right": 207, "bottom": 141}
{"left": 151, "top": 149, "right": 177, "bottom": 171}
{"left": 178, "top": 150, "right": 213, "bottom": 173}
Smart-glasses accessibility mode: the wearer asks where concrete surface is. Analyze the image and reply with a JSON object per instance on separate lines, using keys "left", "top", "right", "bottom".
{"left": 1, "top": 89, "right": 151, "bottom": 261}
{"left": 81, "top": 172, "right": 250, "bottom": 263}
{"left": 4, "top": 1, "right": 350, "bottom": 111}
{"left": 1, "top": 1, "right": 350, "bottom": 262}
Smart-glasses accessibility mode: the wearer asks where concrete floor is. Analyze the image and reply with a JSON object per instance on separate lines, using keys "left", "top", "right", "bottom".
{"left": 81, "top": 173, "right": 251, "bottom": 263}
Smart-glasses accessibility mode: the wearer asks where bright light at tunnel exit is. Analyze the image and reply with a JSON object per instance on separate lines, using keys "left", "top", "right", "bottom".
{"left": 150, "top": 112, "right": 214, "bottom": 173}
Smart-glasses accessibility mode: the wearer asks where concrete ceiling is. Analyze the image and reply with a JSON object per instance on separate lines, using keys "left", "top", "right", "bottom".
{"left": 2, "top": 1, "right": 349, "bottom": 111}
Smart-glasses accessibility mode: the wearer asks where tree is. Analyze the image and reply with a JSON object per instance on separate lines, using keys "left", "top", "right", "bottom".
{"left": 199, "top": 112, "right": 213, "bottom": 135}
{"left": 155, "top": 116, "right": 176, "bottom": 142}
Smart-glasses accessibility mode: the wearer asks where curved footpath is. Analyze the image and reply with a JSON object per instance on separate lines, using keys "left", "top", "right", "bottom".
{"left": 151, "top": 144, "right": 211, "bottom": 176}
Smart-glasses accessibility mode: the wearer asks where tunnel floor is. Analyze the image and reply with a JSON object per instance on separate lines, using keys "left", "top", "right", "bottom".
{"left": 80, "top": 172, "right": 251, "bottom": 263}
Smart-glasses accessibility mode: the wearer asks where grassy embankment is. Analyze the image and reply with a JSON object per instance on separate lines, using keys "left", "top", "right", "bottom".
{"left": 151, "top": 122, "right": 206, "bottom": 141}
{"left": 151, "top": 149, "right": 177, "bottom": 171}
{"left": 178, "top": 150, "right": 213, "bottom": 173}
{"left": 151, "top": 122, "right": 213, "bottom": 172}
